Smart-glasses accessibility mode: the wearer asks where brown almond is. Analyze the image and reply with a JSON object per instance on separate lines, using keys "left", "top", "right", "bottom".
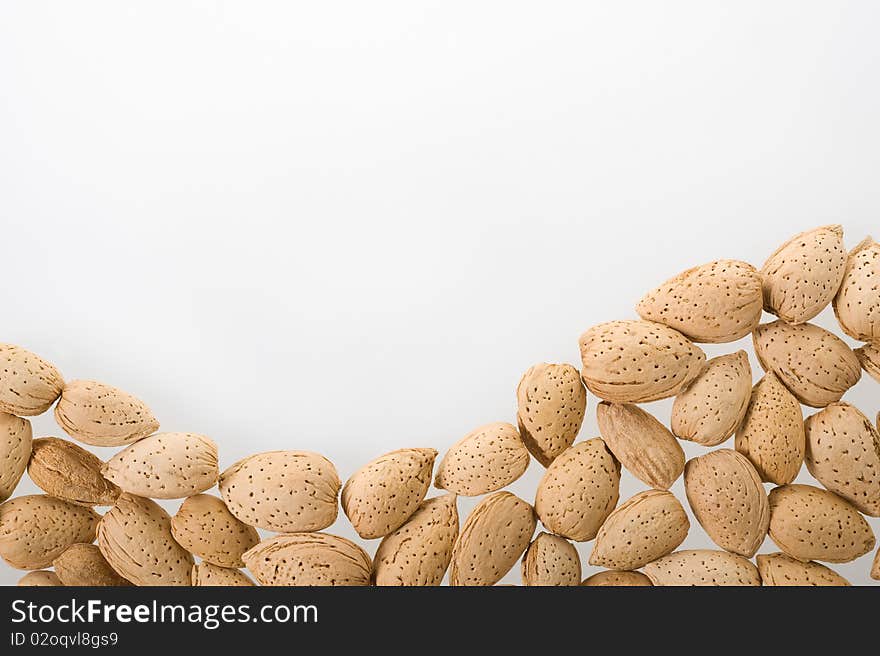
{"left": 873, "top": 546, "right": 880, "bottom": 581}
{"left": 242, "top": 533, "right": 371, "bottom": 586}
{"left": 521, "top": 532, "right": 581, "bottom": 586}
{"left": 53, "top": 543, "right": 131, "bottom": 586}
{"left": 0, "top": 344, "right": 64, "bottom": 416}
{"left": 757, "top": 552, "right": 850, "bottom": 586}
{"left": 643, "top": 550, "right": 761, "bottom": 586}
{"left": 0, "top": 413, "right": 32, "bottom": 502}
{"left": 18, "top": 570, "right": 62, "bottom": 586}
{"left": 855, "top": 343, "right": 880, "bottom": 383}
{"left": 580, "top": 570, "right": 652, "bottom": 586}
{"left": 834, "top": 237, "right": 880, "bottom": 341}
{"left": 170, "top": 494, "right": 259, "bottom": 568}
{"left": 28, "top": 437, "right": 120, "bottom": 506}
{"left": 434, "top": 422, "right": 529, "bottom": 497}
{"left": 54, "top": 380, "right": 159, "bottom": 447}
{"left": 191, "top": 562, "right": 255, "bottom": 586}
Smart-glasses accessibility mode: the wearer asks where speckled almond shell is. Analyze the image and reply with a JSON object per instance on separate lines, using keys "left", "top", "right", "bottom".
{"left": 804, "top": 402, "right": 880, "bottom": 516}
{"left": 636, "top": 259, "right": 763, "bottom": 343}
{"left": 28, "top": 437, "right": 120, "bottom": 506}
{"left": 643, "top": 550, "right": 761, "bottom": 586}
{"left": 242, "top": 533, "right": 372, "bottom": 586}
{"left": 102, "top": 432, "right": 219, "bottom": 500}
{"left": 449, "top": 491, "right": 536, "bottom": 586}
{"left": 342, "top": 447, "right": 437, "bottom": 539}
{"left": 534, "top": 439, "right": 620, "bottom": 542}
{"left": 0, "top": 495, "right": 100, "bottom": 570}
{"left": 855, "top": 343, "right": 880, "bottom": 383}
{"left": 170, "top": 494, "right": 259, "bottom": 568}
{"left": 53, "top": 543, "right": 131, "bottom": 586}
{"left": 191, "top": 562, "right": 255, "bottom": 586}
{"left": 757, "top": 552, "right": 850, "bottom": 586}
{"left": 834, "top": 237, "right": 880, "bottom": 341}
{"left": 520, "top": 532, "right": 581, "bottom": 586}
{"left": 684, "top": 449, "right": 769, "bottom": 557}
{"left": 768, "top": 484, "right": 875, "bottom": 563}
{"left": 671, "top": 352, "right": 751, "bottom": 446}
{"left": 873, "top": 547, "right": 880, "bottom": 580}
{"left": 761, "top": 224, "right": 847, "bottom": 324}
{"left": 735, "top": 373, "right": 805, "bottom": 485}
{"left": 0, "top": 344, "right": 64, "bottom": 416}
{"left": 595, "top": 403, "right": 685, "bottom": 490}
{"left": 579, "top": 320, "right": 705, "bottom": 403}
{"left": 97, "top": 493, "right": 193, "bottom": 586}
{"left": 434, "top": 422, "right": 529, "bottom": 497}
{"left": 516, "top": 363, "right": 587, "bottom": 466}
{"left": 219, "top": 450, "right": 340, "bottom": 533}
{"left": 54, "top": 380, "right": 159, "bottom": 447}
{"left": 0, "top": 413, "right": 32, "bottom": 502}
{"left": 753, "top": 321, "right": 861, "bottom": 408}
{"left": 589, "top": 490, "right": 689, "bottom": 571}
{"left": 17, "top": 570, "right": 62, "bottom": 586}
{"left": 373, "top": 493, "right": 458, "bottom": 586}
{"left": 581, "top": 570, "right": 652, "bottom": 586}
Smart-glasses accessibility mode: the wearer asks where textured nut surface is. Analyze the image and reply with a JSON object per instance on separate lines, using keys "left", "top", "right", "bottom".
{"left": 735, "top": 373, "right": 805, "bottom": 485}
{"left": 170, "top": 494, "right": 259, "bottom": 568}
{"left": 242, "top": 533, "right": 371, "bottom": 586}
{"left": 643, "top": 550, "right": 761, "bottom": 586}
{"left": 516, "top": 363, "right": 586, "bottom": 466}
{"left": 856, "top": 343, "right": 880, "bottom": 383}
{"left": 342, "top": 447, "right": 436, "bottom": 539}
{"left": 578, "top": 320, "right": 705, "bottom": 403}
{"left": 0, "top": 344, "right": 64, "bottom": 416}
{"left": 833, "top": 237, "right": 880, "bottom": 341}
{"left": 521, "top": 532, "right": 581, "bottom": 586}
{"left": 434, "top": 422, "right": 529, "bottom": 496}
{"left": 753, "top": 321, "right": 861, "bottom": 407}
{"left": 0, "top": 413, "right": 32, "bottom": 502}
{"left": 191, "top": 562, "right": 255, "bottom": 586}
{"left": 53, "top": 543, "right": 131, "bottom": 586}
{"left": 596, "top": 402, "right": 685, "bottom": 490}
{"left": 581, "top": 570, "right": 652, "bottom": 586}
{"left": 54, "top": 380, "right": 159, "bottom": 447}
{"left": 636, "top": 259, "right": 763, "bottom": 343}
{"left": 18, "top": 570, "right": 62, "bottom": 586}
{"left": 757, "top": 552, "right": 850, "bottom": 586}
{"left": 534, "top": 439, "right": 620, "bottom": 541}
{"left": 28, "top": 437, "right": 120, "bottom": 506}
{"left": 873, "top": 546, "right": 880, "bottom": 580}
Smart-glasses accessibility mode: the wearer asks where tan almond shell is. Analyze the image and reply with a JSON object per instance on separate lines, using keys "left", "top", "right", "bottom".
{"left": 219, "top": 450, "right": 340, "bottom": 533}
{"left": 53, "top": 543, "right": 131, "bottom": 586}
{"left": 373, "top": 494, "right": 459, "bottom": 586}
{"left": 768, "top": 484, "right": 875, "bottom": 563}
{"left": 102, "top": 432, "right": 219, "bottom": 500}
{"left": 170, "top": 494, "right": 259, "bottom": 568}
{"left": 642, "top": 549, "right": 761, "bottom": 586}
{"left": 856, "top": 343, "right": 880, "bottom": 383}
{"left": 833, "top": 237, "right": 880, "bottom": 341}
{"left": 0, "top": 413, "right": 32, "bottom": 502}
{"left": 671, "top": 351, "right": 752, "bottom": 446}
{"left": 873, "top": 546, "right": 880, "bottom": 581}
{"left": 595, "top": 403, "right": 685, "bottom": 490}
{"left": 753, "top": 321, "right": 861, "bottom": 408}
{"left": 580, "top": 570, "right": 652, "bottom": 586}
{"left": 520, "top": 532, "right": 581, "bottom": 586}
{"left": 54, "top": 380, "right": 159, "bottom": 447}
{"left": 516, "top": 363, "right": 587, "bottom": 466}
{"left": 757, "top": 552, "right": 850, "bottom": 586}
{"left": 534, "top": 439, "right": 620, "bottom": 542}
{"left": 0, "top": 344, "right": 64, "bottom": 416}
{"left": 450, "top": 491, "right": 536, "bottom": 586}
{"left": 579, "top": 320, "right": 705, "bottom": 403}
{"left": 636, "top": 259, "right": 763, "bottom": 343}
{"left": 191, "top": 562, "right": 255, "bottom": 586}
{"left": 18, "top": 570, "right": 63, "bottom": 586}
{"left": 434, "top": 422, "right": 529, "bottom": 497}
{"left": 27, "top": 437, "right": 120, "bottom": 506}
{"left": 589, "top": 490, "right": 689, "bottom": 570}
{"left": 342, "top": 447, "right": 437, "bottom": 539}
{"left": 760, "top": 224, "right": 847, "bottom": 324}
{"left": 97, "top": 493, "right": 193, "bottom": 586}
{"left": 242, "top": 533, "right": 371, "bottom": 586}
{"left": 735, "top": 373, "right": 805, "bottom": 485}
{"left": 0, "top": 495, "right": 100, "bottom": 570}
{"left": 804, "top": 403, "right": 880, "bottom": 516}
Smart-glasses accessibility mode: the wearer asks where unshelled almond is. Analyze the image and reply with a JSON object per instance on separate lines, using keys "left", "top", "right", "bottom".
{"left": 170, "top": 494, "right": 259, "bottom": 568}
{"left": 643, "top": 550, "right": 761, "bottom": 586}
{"left": 55, "top": 380, "right": 159, "bottom": 447}
{"left": 756, "top": 552, "right": 850, "bottom": 586}
{"left": 18, "top": 571, "right": 62, "bottom": 586}
{"left": 855, "top": 343, "right": 880, "bottom": 383}
{"left": 833, "top": 237, "right": 880, "bottom": 341}
{"left": 521, "top": 532, "right": 581, "bottom": 586}
{"left": 873, "top": 547, "right": 880, "bottom": 581}
{"left": 191, "top": 562, "right": 255, "bottom": 586}
{"left": 435, "top": 422, "right": 529, "bottom": 496}
{"left": 53, "top": 543, "right": 131, "bottom": 586}
{"left": 28, "top": 437, "right": 120, "bottom": 506}
{"left": 242, "top": 533, "right": 371, "bottom": 586}
{"left": 0, "top": 344, "right": 64, "bottom": 416}
{"left": 581, "top": 570, "right": 652, "bottom": 586}
{"left": 0, "top": 413, "right": 31, "bottom": 502}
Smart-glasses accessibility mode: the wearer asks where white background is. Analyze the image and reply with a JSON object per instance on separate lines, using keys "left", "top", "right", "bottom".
{"left": 1, "top": 1, "right": 878, "bottom": 585}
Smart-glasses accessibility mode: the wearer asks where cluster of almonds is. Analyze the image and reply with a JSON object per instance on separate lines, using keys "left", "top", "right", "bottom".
{"left": 2, "top": 225, "right": 880, "bottom": 587}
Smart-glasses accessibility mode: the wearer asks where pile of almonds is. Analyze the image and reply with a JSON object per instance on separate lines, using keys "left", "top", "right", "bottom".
{"left": 2, "top": 225, "right": 880, "bottom": 587}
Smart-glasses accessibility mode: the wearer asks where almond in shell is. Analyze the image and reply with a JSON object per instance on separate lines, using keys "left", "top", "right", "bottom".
{"left": 581, "top": 570, "right": 652, "bottom": 586}
{"left": 643, "top": 550, "right": 761, "bottom": 586}
{"left": 833, "top": 237, "right": 880, "bottom": 341}
{"left": 521, "top": 532, "right": 581, "bottom": 586}
{"left": 27, "top": 437, "right": 120, "bottom": 506}
{"left": 242, "top": 533, "right": 371, "bottom": 586}
{"left": 873, "top": 547, "right": 880, "bottom": 581}
{"left": 18, "top": 571, "right": 62, "bottom": 586}
{"left": 855, "top": 343, "right": 880, "bottom": 383}
{"left": 434, "top": 422, "right": 529, "bottom": 497}
{"left": 0, "top": 413, "right": 32, "bottom": 502}
{"left": 191, "top": 562, "right": 255, "bottom": 586}
{"left": 54, "top": 380, "right": 159, "bottom": 447}
{"left": 170, "top": 494, "right": 259, "bottom": 568}
{"left": 0, "top": 344, "right": 64, "bottom": 416}
{"left": 756, "top": 552, "right": 850, "bottom": 586}
{"left": 53, "top": 543, "right": 131, "bottom": 586}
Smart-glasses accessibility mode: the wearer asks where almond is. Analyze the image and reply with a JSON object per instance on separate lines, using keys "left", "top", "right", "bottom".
{"left": 753, "top": 321, "right": 861, "bottom": 407}
{"left": 756, "top": 552, "right": 850, "bottom": 586}
{"left": 855, "top": 343, "right": 880, "bottom": 383}
{"left": 27, "top": 437, "right": 120, "bottom": 506}
{"left": 671, "top": 352, "right": 751, "bottom": 446}
{"left": 761, "top": 224, "right": 847, "bottom": 324}
{"left": 580, "top": 570, "right": 652, "bottom": 586}
{"left": 636, "top": 259, "right": 763, "bottom": 343}
{"left": 219, "top": 450, "right": 340, "bottom": 533}
{"left": 18, "top": 571, "right": 62, "bottom": 586}
{"left": 102, "top": 432, "right": 219, "bottom": 499}
{"left": 342, "top": 447, "right": 437, "bottom": 539}
{"left": 873, "top": 547, "right": 880, "bottom": 581}
{"left": 191, "top": 562, "right": 255, "bottom": 586}
{"left": 834, "top": 237, "right": 880, "bottom": 341}
{"left": 0, "top": 413, "right": 32, "bottom": 502}
{"left": 0, "top": 495, "right": 99, "bottom": 570}
{"left": 373, "top": 493, "right": 458, "bottom": 586}
{"left": 579, "top": 320, "right": 705, "bottom": 403}
{"left": 242, "top": 533, "right": 371, "bottom": 586}
{"left": 734, "top": 373, "right": 805, "bottom": 485}
{"left": 768, "top": 484, "right": 875, "bottom": 563}
{"left": 170, "top": 494, "right": 259, "bottom": 568}
{"left": 589, "top": 490, "right": 689, "bottom": 570}
{"left": 0, "top": 344, "right": 64, "bottom": 416}
{"left": 521, "top": 532, "right": 581, "bottom": 586}
{"left": 434, "top": 422, "right": 529, "bottom": 496}
{"left": 595, "top": 402, "right": 685, "bottom": 490}
{"left": 516, "top": 363, "right": 587, "bottom": 466}
{"left": 804, "top": 402, "right": 880, "bottom": 516}
{"left": 54, "top": 380, "right": 159, "bottom": 447}
{"left": 450, "top": 491, "right": 536, "bottom": 586}
{"left": 642, "top": 550, "right": 761, "bottom": 586}
{"left": 53, "top": 543, "right": 131, "bottom": 586}
{"left": 97, "top": 493, "right": 193, "bottom": 586}
{"left": 534, "top": 439, "right": 620, "bottom": 541}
